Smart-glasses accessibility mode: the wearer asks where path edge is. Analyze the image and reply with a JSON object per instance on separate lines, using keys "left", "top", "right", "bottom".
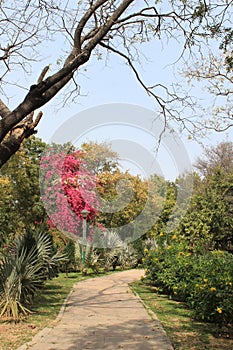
{"left": 16, "top": 286, "right": 75, "bottom": 350}
{"left": 130, "top": 284, "right": 174, "bottom": 350}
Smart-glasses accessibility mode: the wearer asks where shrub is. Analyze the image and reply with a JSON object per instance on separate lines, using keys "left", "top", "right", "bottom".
{"left": 144, "top": 242, "right": 195, "bottom": 299}
{"left": 74, "top": 229, "right": 139, "bottom": 273}
{"left": 144, "top": 243, "right": 233, "bottom": 325}
{"left": 189, "top": 250, "right": 233, "bottom": 325}
{"left": 0, "top": 229, "right": 67, "bottom": 320}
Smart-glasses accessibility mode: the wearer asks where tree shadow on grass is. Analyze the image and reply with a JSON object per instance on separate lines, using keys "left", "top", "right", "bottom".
{"left": 30, "top": 284, "right": 68, "bottom": 316}
{"left": 135, "top": 283, "right": 233, "bottom": 349}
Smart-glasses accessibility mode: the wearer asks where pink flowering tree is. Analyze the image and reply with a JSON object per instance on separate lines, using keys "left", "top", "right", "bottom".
{"left": 40, "top": 146, "right": 99, "bottom": 241}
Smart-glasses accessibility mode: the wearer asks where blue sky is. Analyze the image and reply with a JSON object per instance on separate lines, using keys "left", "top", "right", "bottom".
{"left": 34, "top": 37, "right": 231, "bottom": 180}
{"left": 3, "top": 11, "right": 229, "bottom": 181}
{"left": 2, "top": 1, "right": 231, "bottom": 180}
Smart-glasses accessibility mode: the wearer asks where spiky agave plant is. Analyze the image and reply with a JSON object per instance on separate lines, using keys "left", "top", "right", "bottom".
{"left": 0, "top": 239, "right": 43, "bottom": 320}
{"left": 75, "top": 242, "right": 101, "bottom": 274}
{"left": 34, "top": 230, "right": 68, "bottom": 279}
{"left": 76, "top": 229, "right": 138, "bottom": 273}
{"left": 0, "top": 229, "right": 67, "bottom": 320}
{"left": 95, "top": 229, "right": 124, "bottom": 270}
{"left": 117, "top": 242, "right": 139, "bottom": 269}
{"left": 95, "top": 231, "right": 139, "bottom": 270}
{"left": 75, "top": 229, "right": 123, "bottom": 273}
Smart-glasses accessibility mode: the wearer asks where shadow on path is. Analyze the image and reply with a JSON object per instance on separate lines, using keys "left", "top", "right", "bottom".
{"left": 20, "top": 270, "right": 173, "bottom": 350}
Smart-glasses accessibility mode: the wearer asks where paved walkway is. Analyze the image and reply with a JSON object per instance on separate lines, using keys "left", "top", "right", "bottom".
{"left": 18, "top": 270, "right": 174, "bottom": 350}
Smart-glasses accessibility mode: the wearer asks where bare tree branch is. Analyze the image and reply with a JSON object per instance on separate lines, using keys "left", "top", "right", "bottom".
{"left": 0, "top": 99, "right": 11, "bottom": 119}
{"left": 0, "top": 0, "right": 232, "bottom": 167}
{"left": 38, "top": 65, "right": 50, "bottom": 83}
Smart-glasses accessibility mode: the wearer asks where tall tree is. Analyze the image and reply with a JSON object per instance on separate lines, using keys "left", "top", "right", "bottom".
{"left": 81, "top": 141, "right": 119, "bottom": 174}
{"left": 0, "top": 136, "right": 46, "bottom": 249}
{"left": 195, "top": 141, "right": 233, "bottom": 177}
{"left": 40, "top": 147, "right": 99, "bottom": 238}
{"left": 175, "top": 142, "right": 233, "bottom": 251}
{"left": 97, "top": 169, "right": 164, "bottom": 240}
{"left": 0, "top": 0, "right": 232, "bottom": 166}
{"left": 176, "top": 169, "right": 233, "bottom": 251}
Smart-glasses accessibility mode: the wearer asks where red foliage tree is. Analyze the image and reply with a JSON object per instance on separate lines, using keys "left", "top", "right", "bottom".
{"left": 40, "top": 147, "right": 99, "bottom": 240}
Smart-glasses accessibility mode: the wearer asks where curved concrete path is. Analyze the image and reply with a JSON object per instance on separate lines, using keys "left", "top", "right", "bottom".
{"left": 19, "top": 270, "right": 173, "bottom": 350}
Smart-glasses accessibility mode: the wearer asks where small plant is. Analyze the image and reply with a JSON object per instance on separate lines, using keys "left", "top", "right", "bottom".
{"left": 75, "top": 229, "right": 139, "bottom": 273}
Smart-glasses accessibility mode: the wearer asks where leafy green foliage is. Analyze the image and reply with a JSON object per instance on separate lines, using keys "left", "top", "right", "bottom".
{"left": 0, "top": 229, "right": 67, "bottom": 320}
{"left": 142, "top": 142, "right": 233, "bottom": 327}
{"left": 0, "top": 136, "right": 46, "bottom": 251}
{"left": 75, "top": 229, "right": 138, "bottom": 273}
{"left": 178, "top": 148, "right": 233, "bottom": 251}
{"left": 81, "top": 141, "right": 119, "bottom": 175}
{"left": 143, "top": 241, "right": 233, "bottom": 325}
{"left": 97, "top": 170, "right": 164, "bottom": 242}
{"left": 189, "top": 251, "right": 233, "bottom": 325}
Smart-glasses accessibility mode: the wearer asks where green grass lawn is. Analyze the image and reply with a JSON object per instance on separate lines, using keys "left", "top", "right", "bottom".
{"left": 131, "top": 281, "right": 233, "bottom": 350}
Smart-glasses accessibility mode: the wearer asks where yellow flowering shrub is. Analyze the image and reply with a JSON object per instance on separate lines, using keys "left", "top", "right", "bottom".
{"left": 143, "top": 242, "right": 233, "bottom": 325}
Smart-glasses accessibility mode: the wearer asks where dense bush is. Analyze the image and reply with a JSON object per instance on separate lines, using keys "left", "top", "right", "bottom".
{"left": 189, "top": 250, "right": 233, "bottom": 325}
{"left": 143, "top": 241, "right": 233, "bottom": 325}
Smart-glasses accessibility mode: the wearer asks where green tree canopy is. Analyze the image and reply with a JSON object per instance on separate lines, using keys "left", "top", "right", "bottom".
{"left": 0, "top": 136, "right": 46, "bottom": 250}
{"left": 175, "top": 142, "right": 233, "bottom": 251}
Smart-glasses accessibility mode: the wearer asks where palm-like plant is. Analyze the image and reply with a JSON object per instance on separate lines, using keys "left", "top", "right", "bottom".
{"left": 117, "top": 242, "right": 138, "bottom": 269}
{"left": 98, "top": 231, "right": 123, "bottom": 271}
{"left": 34, "top": 230, "right": 67, "bottom": 279}
{"left": 76, "top": 229, "right": 138, "bottom": 273}
{"left": 75, "top": 243, "right": 101, "bottom": 273}
{"left": 0, "top": 229, "right": 67, "bottom": 320}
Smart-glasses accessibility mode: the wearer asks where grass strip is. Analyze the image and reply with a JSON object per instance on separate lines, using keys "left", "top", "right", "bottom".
{"left": 131, "top": 281, "right": 233, "bottom": 350}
